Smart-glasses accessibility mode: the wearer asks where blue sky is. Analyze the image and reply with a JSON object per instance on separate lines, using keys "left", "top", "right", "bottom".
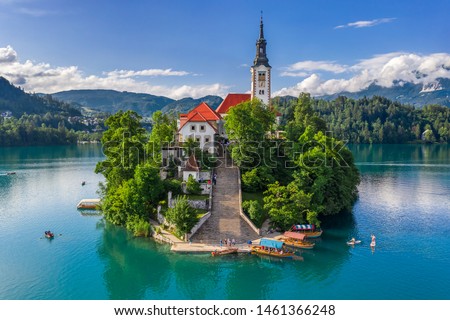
{"left": 1, "top": 0, "right": 450, "bottom": 99}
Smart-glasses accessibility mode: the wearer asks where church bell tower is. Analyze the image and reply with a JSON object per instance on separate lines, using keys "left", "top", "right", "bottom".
{"left": 251, "top": 15, "right": 271, "bottom": 106}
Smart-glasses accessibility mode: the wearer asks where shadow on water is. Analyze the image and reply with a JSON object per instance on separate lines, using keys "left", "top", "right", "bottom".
{"left": 97, "top": 221, "right": 172, "bottom": 300}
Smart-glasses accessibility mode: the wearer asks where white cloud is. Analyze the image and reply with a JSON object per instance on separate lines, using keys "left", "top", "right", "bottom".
{"left": 335, "top": 18, "right": 396, "bottom": 29}
{"left": 106, "top": 69, "right": 190, "bottom": 78}
{"left": 0, "top": 45, "right": 229, "bottom": 99}
{"left": 0, "top": 45, "right": 18, "bottom": 63}
{"left": 274, "top": 52, "right": 450, "bottom": 97}
{"left": 281, "top": 60, "right": 347, "bottom": 75}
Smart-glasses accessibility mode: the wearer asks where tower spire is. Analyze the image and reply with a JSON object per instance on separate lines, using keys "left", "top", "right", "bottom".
{"left": 251, "top": 14, "right": 271, "bottom": 106}
{"left": 259, "top": 11, "right": 264, "bottom": 39}
{"left": 253, "top": 14, "right": 269, "bottom": 67}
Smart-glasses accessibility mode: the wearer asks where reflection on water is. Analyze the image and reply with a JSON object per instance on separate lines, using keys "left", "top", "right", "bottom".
{"left": 98, "top": 222, "right": 172, "bottom": 300}
{"left": 0, "top": 144, "right": 449, "bottom": 299}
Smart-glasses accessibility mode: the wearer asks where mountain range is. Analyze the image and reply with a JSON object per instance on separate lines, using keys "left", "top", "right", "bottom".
{"left": 51, "top": 78, "right": 450, "bottom": 115}
{"left": 2, "top": 74, "right": 450, "bottom": 119}
{"left": 51, "top": 89, "right": 223, "bottom": 116}
{"left": 318, "top": 78, "right": 450, "bottom": 107}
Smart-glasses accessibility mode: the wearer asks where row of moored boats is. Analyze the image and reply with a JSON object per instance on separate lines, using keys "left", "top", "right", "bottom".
{"left": 212, "top": 224, "right": 322, "bottom": 258}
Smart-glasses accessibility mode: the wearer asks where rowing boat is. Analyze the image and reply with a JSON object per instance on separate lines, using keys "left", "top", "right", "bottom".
{"left": 211, "top": 248, "right": 238, "bottom": 256}
{"left": 251, "top": 238, "right": 294, "bottom": 259}
{"left": 280, "top": 232, "right": 315, "bottom": 250}
{"left": 251, "top": 246, "right": 294, "bottom": 258}
{"left": 290, "top": 224, "right": 323, "bottom": 238}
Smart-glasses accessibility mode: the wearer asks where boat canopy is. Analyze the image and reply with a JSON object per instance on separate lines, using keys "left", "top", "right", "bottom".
{"left": 259, "top": 238, "right": 284, "bottom": 249}
{"left": 291, "top": 224, "right": 315, "bottom": 231}
{"left": 284, "top": 231, "right": 306, "bottom": 240}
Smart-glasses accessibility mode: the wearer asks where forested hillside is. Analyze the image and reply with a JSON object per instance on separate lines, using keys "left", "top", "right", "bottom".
{"left": 0, "top": 77, "right": 103, "bottom": 146}
{"left": 274, "top": 95, "right": 450, "bottom": 143}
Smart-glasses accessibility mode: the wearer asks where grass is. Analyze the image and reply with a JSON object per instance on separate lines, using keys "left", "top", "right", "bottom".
{"left": 185, "top": 194, "right": 209, "bottom": 200}
{"left": 195, "top": 209, "right": 209, "bottom": 219}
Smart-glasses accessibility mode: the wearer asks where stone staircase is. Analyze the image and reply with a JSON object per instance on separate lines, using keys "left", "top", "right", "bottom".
{"left": 190, "top": 152, "right": 259, "bottom": 244}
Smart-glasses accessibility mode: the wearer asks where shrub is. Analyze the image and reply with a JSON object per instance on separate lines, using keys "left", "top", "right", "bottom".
{"left": 242, "top": 200, "right": 264, "bottom": 228}
{"left": 165, "top": 195, "right": 199, "bottom": 238}
{"left": 126, "top": 215, "right": 152, "bottom": 237}
{"left": 186, "top": 175, "right": 202, "bottom": 195}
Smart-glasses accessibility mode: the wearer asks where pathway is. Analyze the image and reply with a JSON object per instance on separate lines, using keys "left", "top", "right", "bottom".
{"left": 190, "top": 151, "right": 259, "bottom": 244}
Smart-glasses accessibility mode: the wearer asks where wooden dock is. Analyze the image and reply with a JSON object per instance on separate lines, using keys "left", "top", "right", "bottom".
{"left": 77, "top": 198, "right": 101, "bottom": 209}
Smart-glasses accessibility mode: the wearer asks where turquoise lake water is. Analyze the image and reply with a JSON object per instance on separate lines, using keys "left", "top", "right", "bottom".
{"left": 0, "top": 144, "right": 449, "bottom": 300}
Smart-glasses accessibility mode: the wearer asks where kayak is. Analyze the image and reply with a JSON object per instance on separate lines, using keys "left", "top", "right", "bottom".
{"left": 347, "top": 240, "right": 361, "bottom": 245}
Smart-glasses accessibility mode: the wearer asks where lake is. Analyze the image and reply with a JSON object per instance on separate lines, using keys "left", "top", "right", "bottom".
{"left": 0, "top": 144, "right": 449, "bottom": 299}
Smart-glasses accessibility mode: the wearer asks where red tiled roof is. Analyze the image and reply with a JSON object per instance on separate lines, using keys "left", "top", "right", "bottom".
{"left": 178, "top": 102, "right": 221, "bottom": 132}
{"left": 179, "top": 102, "right": 222, "bottom": 128}
{"left": 185, "top": 154, "right": 200, "bottom": 172}
{"left": 215, "top": 93, "right": 251, "bottom": 114}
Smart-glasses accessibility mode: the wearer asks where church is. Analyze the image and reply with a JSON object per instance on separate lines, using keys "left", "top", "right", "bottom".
{"left": 177, "top": 16, "right": 272, "bottom": 151}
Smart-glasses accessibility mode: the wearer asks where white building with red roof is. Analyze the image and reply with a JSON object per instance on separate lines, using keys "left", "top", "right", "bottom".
{"left": 177, "top": 102, "right": 223, "bottom": 153}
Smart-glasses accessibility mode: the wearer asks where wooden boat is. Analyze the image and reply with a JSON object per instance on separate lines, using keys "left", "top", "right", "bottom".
{"left": 251, "top": 246, "right": 294, "bottom": 258}
{"left": 281, "top": 231, "right": 315, "bottom": 249}
{"left": 44, "top": 231, "right": 54, "bottom": 239}
{"left": 77, "top": 198, "right": 101, "bottom": 209}
{"left": 290, "top": 224, "right": 323, "bottom": 238}
{"left": 211, "top": 248, "right": 238, "bottom": 256}
{"left": 251, "top": 238, "right": 294, "bottom": 259}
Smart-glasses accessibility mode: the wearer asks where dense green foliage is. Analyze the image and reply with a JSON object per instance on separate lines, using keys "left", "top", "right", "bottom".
{"left": 263, "top": 181, "right": 313, "bottom": 230}
{"left": 274, "top": 95, "right": 450, "bottom": 143}
{"left": 96, "top": 110, "right": 166, "bottom": 236}
{"left": 224, "top": 99, "right": 275, "bottom": 168}
{"left": 165, "top": 196, "right": 199, "bottom": 238}
{"left": 226, "top": 94, "right": 360, "bottom": 229}
{"left": 0, "top": 113, "right": 103, "bottom": 146}
{"left": 186, "top": 175, "right": 202, "bottom": 195}
{"left": 0, "top": 77, "right": 81, "bottom": 117}
{"left": 147, "top": 111, "right": 177, "bottom": 162}
{"left": 242, "top": 200, "right": 264, "bottom": 228}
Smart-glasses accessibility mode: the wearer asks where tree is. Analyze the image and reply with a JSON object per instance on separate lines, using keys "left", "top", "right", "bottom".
{"left": 147, "top": 111, "right": 176, "bottom": 162}
{"left": 263, "top": 181, "right": 313, "bottom": 230}
{"left": 242, "top": 200, "right": 265, "bottom": 228}
{"left": 295, "top": 127, "right": 360, "bottom": 217}
{"left": 95, "top": 110, "right": 165, "bottom": 237}
{"left": 224, "top": 99, "right": 275, "bottom": 168}
{"left": 241, "top": 166, "right": 275, "bottom": 192}
{"left": 286, "top": 93, "right": 326, "bottom": 141}
{"left": 95, "top": 110, "right": 147, "bottom": 187}
{"left": 165, "top": 196, "right": 199, "bottom": 238}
